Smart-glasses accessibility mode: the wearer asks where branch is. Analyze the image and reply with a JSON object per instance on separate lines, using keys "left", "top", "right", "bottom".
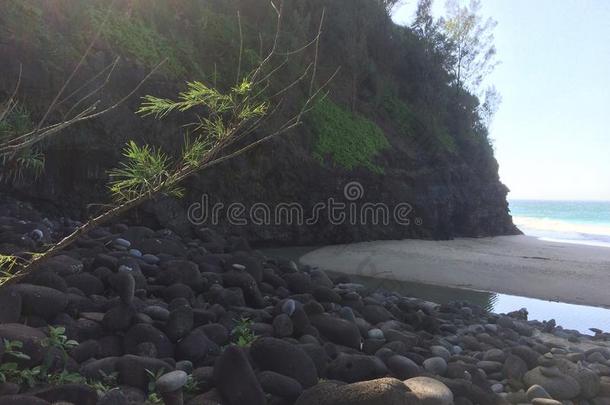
{"left": 0, "top": 64, "right": 22, "bottom": 123}
{"left": 0, "top": 59, "right": 166, "bottom": 155}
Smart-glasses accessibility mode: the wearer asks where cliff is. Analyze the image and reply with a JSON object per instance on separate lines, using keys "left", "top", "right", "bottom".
{"left": 0, "top": 0, "right": 519, "bottom": 246}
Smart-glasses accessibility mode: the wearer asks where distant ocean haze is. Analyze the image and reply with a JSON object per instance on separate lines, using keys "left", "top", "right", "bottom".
{"left": 509, "top": 200, "right": 610, "bottom": 247}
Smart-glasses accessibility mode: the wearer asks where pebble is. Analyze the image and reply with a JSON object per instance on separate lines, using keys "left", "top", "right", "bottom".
{"left": 129, "top": 248, "right": 142, "bottom": 257}
{"left": 281, "top": 299, "right": 296, "bottom": 316}
{"left": 367, "top": 328, "right": 384, "bottom": 340}
{"left": 114, "top": 238, "right": 131, "bottom": 248}
{"left": 142, "top": 254, "right": 160, "bottom": 264}
{"left": 491, "top": 383, "right": 504, "bottom": 393}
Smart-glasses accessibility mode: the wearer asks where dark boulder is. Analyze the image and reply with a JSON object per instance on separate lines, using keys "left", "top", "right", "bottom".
{"left": 65, "top": 273, "right": 104, "bottom": 296}
{"left": 116, "top": 355, "right": 172, "bottom": 391}
{"left": 251, "top": 337, "right": 319, "bottom": 388}
{"left": 13, "top": 284, "right": 68, "bottom": 320}
{"left": 312, "top": 286, "right": 342, "bottom": 304}
{"left": 387, "top": 355, "right": 422, "bottom": 380}
{"left": 197, "top": 323, "right": 229, "bottom": 346}
{"left": 213, "top": 345, "right": 266, "bottom": 405}
{"left": 80, "top": 357, "right": 120, "bottom": 380}
{"left": 109, "top": 271, "right": 135, "bottom": 305}
{"left": 327, "top": 353, "right": 388, "bottom": 383}
{"left": 163, "top": 283, "right": 194, "bottom": 302}
{"left": 70, "top": 339, "right": 101, "bottom": 363}
{"left": 0, "top": 396, "right": 50, "bottom": 405}
{"left": 166, "top": 305, "right": 194, "bottom": 342}
{"left": 258, "top": 370, "right": 303, "bottom": 401}
{"left": 32, "top": 383, "right": 97, "bottom": 405}
{"left": 227, "top": 252, "right": 263, "bottom": 283}
{"left": 98, "top": 388, "right": 129, "bottom": 405}
{"left": 102, "top": 304, "right": 135, "bottom": 332}
{"left": 0, "top": 286, "right": 22, "bottom": 323}
{"left": 309, "top": 314, "right": 361, "bottom": 349}
{"left": 361, "top": 305, "right": 394, "bottom": 325}
{"left": 124, "top": 323, "right": 174, "bottom": 358}
{"left": 300, "top": 343, "right": 330, "bottom": 378}
{"left": 283, "top": 272, "right": 313, "bottom": 294}
{"left": 176, "top": 329, "right": 216, "bottom": 363}
{"left": 222, "top": 271, "right": 266, "bottom": 308}
{"left": 273, "top": 313, "right": 294, "bottom": 338}
{"left": 24, "top": 271, "right": 68, "bottom": 293}
{"left": 0, "top": 323, "right": 46, "bottom": 366}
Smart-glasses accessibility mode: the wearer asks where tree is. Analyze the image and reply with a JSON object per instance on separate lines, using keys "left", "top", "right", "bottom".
{"left": 478, "top": 85, "right": 501, "bottom": 129}
{"left": 412, "top": 0, "right": 436, "bottom": 40}
{"left": 441, "top": 0, "right": 498, "bottom": 94}
{"left": 378, "top": 0, "right": 405, "bottom": 14}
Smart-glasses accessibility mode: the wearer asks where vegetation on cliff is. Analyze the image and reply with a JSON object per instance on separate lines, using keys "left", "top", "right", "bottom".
{"left": 1, "top": 0, "right": 499, "bottom": 176}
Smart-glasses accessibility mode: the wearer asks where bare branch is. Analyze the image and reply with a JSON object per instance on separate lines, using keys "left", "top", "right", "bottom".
{"left": 0, "top": 64, "right": 22, "bottom": 123}
{"left": 310, "top": 8, "right": 326, "bottom": 96}
{"left": 236, "top": 10, "right": 244, "bottom": 85}
{"left": 33, "top": 0, "right": 117, "bottom": 133}
{"left": 0, "top": 59, "right": 166, "bottom": 155}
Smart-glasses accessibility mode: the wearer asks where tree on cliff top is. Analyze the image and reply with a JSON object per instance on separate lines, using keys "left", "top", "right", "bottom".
{"left": 441, "top": 0, "right": 498, "bottom": 94}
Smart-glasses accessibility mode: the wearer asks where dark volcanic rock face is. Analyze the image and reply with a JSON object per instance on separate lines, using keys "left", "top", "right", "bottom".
{"left": 0, "top": 56, "right": 518, "bottom": 245}
{"left": 0, "top": 1, "right": 519, "bottom": 246}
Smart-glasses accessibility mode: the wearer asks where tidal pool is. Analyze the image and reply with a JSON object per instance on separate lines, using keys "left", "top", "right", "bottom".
{"left": 261, "top": 246, "right": 610, "bottom": 335}
{"left": 328, "top": 272, "right": 610, "bottom": 335}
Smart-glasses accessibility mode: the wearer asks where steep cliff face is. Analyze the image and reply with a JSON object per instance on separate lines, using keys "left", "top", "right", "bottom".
{"left": 0, "top": 0, "right": 518, "bottom": 245}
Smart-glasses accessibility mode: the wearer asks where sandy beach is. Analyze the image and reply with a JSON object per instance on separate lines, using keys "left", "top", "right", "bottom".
{"left": 299, "top": 235, "right": 610, "bottom": 308}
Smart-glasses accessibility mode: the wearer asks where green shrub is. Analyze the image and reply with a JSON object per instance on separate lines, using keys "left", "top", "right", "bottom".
{"left": 93, "top": 9, "right": 191, "bottom": 77}
{"left": 310, "top": 98, "right": 389, "bottom": 174}
{"left": 380, "top": 92, "right": 457, "bottom": 153}
{"left": 0, "top": 1, "right": 82, "bottom": 62}
{"left": 380, "top": 93, "right": 418, "bottom": 137}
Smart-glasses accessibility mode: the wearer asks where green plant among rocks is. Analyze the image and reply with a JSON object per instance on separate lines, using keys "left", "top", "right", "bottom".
{"left": 0, "top": 339, "right": 31, "bottom": 384}
{"left": 40, "top": 326, "right": 78, "bottom": 371}
{"left": 231, "top": 317, "right": 258, "bottom": 347}
{"left": 42, "top": 326, "right": 79, "bottom": 354}
{"left": 0, "top": 330, "right": 119, "bottom": 392}
{"left": 86, "top": 370, "right": 118, "bottom": 395}
{"left": 183, "top": 374, "right": 200, "bottom": 396}
{"left": 146, "top": 392, "right": 163, "bottom": 404}
{"left": 145, "top": 368, "right": 168, "bottom": 394}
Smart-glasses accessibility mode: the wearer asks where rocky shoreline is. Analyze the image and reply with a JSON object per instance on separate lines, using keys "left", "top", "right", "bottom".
{"left": 1, "top": 199, "right": 610, "bottom": 405}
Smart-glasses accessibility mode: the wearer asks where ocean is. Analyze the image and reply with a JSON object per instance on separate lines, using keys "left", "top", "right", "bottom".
{"left": 509, "top": 200, "right": 610, "bottom": 248}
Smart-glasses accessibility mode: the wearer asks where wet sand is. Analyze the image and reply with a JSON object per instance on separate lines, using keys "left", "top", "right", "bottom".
{"left": 299, "top": 235, "right": 610, "bottom": 307}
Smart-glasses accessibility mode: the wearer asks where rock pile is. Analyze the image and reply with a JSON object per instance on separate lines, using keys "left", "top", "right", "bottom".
{"left": 0, "top": 200, "right": 610, "bottom": 405}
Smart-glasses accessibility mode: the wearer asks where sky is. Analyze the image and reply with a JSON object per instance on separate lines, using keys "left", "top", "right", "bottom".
{"left": 393, "top": 0, "right": 610, "bottom": 201}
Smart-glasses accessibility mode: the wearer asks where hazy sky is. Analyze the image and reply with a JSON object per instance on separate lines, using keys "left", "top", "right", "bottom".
{"left": 394, "top": 0, "right": 610, "bottom": 201}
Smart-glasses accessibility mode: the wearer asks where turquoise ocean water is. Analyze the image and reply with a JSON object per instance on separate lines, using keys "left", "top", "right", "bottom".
{"left": 509, "top": 200, "right": 610, "bottom": 247}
